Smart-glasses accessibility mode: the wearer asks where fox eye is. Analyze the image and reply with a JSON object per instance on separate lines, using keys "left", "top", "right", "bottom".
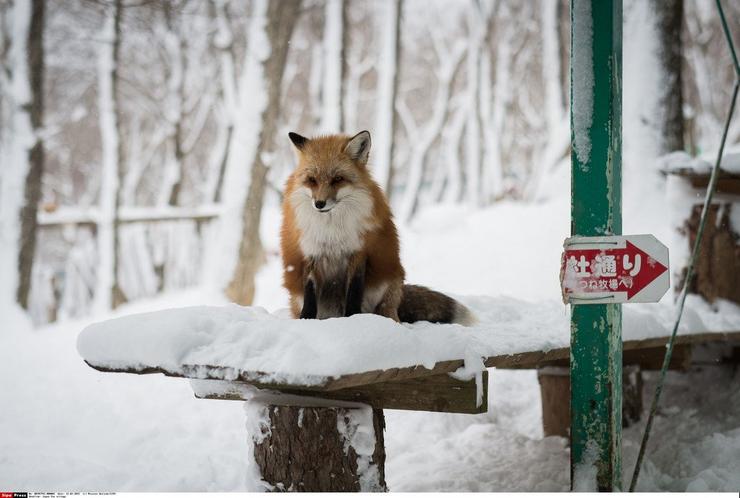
{"left": 332, "top": 175, "right": 344, "bottom": 184}
{"left": 306, "top": 176, "right": 317, "bottom": 185}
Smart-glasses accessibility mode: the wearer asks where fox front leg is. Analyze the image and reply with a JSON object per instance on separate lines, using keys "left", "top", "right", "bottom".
{"left": 345, "top": 260, "right": 366, "bottom": 317}
{"left": 300, "top": 278, "right": 318, "bottom": 319}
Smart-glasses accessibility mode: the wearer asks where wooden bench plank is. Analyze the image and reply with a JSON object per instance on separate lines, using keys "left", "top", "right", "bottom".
{"left": 191, "top": 371, "right": 489, "bottom": 414}
{"left": 84, "top": 330, "right": 740, "bottom": 393}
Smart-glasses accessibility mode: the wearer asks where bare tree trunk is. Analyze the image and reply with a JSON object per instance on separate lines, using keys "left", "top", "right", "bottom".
{"left": 93, "top": 0, "right": 126, "bottom": 312}
{"left": 654, "top": 0, "right": 684, "bottom": 154}
{"left": 16, "top": 0, "right": 44, "bottom": 310}
{"left": 208, "top": 0, "right": 235, "bottom": 204}
{"left": 0, "top": 0, "right": 36, "bottom": 310}
{"left": 522, "top": 0, "right": 570, "bottom": 200}
{"left": 557, "top": 0, "right": 569, "bottom": 112}
{"left": 162, "top": 1, "right": 187, "bottom": 207}
{"left": 464, "top": 0, "right": 483, "bottom": 208}
{"left": 226, "top": 0, "right": 302, "bottom": 305}
{"left": 397, "top": 43, "right": 465, "bottom": 222}
{"left": 374, "top": 0, "right": 403, "bottom": 198}
{"left": 339, "top": 0, "right": 349, "bottom": 132}
{"left": 320, "top": 0, "right": 343, "bottom": 132}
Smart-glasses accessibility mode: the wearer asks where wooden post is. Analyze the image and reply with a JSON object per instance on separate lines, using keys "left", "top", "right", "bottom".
{"left": 539, "top": 366, "right": 643, "bottom": 439}
{"left": 570, "top": 0, "right": 622, "bottom": 490}
{"left": 538, "top": 367, "right": 570, "bottom": 438}
{"left": 621, "top": 365, "right": 643, "bottom": 428}
{"left": 247, "top": 400, "right": 387, "bottom": 492}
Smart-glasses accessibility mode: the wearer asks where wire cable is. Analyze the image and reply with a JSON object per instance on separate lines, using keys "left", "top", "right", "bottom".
{"left": 629, "top": 0, "right": 740, "bottom": 490}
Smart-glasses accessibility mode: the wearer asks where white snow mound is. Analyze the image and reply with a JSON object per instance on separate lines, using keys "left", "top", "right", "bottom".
{"left": 77, "top": 295, "right": 737, "bottom": 387}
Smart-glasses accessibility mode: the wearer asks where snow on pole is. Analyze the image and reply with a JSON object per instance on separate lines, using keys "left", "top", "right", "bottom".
{"left": 571, "top": 0, "right": 594, "bottom": 168}
{"left": 202, "top": 0, "right": 271, "bottom": 291}
{"left": 319, "top": 0, "right": 343, "bottom": 132}
{"left": 0, "top": 0, "right": 33, "bottom": 311}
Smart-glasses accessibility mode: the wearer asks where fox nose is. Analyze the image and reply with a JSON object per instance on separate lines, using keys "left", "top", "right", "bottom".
{"left": 314, "top": 200, "right": 326, "bottom": 209}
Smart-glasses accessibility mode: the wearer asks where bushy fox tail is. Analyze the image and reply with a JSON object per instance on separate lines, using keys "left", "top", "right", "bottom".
{"left": 398, "top": 284, "right": 477, "bottom": 326}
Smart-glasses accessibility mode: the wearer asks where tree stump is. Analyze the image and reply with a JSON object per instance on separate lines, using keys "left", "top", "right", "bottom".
{"left": 537, "top": 365, "right": 644, "bottom": 438}
{"left": 246, "top": 399, "right": 387, "bottom": 492}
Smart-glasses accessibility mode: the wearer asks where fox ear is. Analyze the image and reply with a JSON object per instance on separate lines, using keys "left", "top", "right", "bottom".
{"left": 289, "top": 132, "right": 309, "bottom": 150}
{"left": 345, "top": 130, "right": 371, "bottom": 164}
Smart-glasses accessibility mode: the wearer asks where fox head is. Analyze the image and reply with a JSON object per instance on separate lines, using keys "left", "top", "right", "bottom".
{"left": 288, "top": 131, "right": 372, "bottom": 213}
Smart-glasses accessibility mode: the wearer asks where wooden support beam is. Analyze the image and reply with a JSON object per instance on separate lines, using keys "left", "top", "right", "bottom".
{"left": 191, "top": 371, "right": 488, "bottom": 414}
{"left": 664, "top": 169, "right": 740, "bottom": 196}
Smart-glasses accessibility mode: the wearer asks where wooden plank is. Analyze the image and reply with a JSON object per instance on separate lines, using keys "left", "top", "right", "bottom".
{"left": 687, "top": 173, "right": 740, "bottom": 196}
{"left": 663, "top": 168, "right": 740, "bottom": 196}
{"left": 84, "top": 330, "right": 740, "bottom": 393}
{"left": 191, "top": 371, "right": 488, "bottom": 414}
{"left": 536, "top": 344, "right": 693, "bottom": 371}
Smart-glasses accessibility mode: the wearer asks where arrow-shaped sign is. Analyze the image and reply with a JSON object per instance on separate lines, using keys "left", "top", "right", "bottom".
{"left": 560, "top": 234, "right": 670, "bottom": 304}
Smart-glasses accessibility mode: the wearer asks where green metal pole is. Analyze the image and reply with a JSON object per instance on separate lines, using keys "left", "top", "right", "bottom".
{"left": 570, "top": 0, "right": 622, "bottom": 491}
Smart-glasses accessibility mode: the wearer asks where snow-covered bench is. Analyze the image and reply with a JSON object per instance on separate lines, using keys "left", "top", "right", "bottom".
{"left": 77, "top": 296, "right": 740, "bottom": 491}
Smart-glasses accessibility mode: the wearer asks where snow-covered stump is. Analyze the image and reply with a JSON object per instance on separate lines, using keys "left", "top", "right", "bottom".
{"left": 246, "top": 400, "right": 386, "bottom": 492}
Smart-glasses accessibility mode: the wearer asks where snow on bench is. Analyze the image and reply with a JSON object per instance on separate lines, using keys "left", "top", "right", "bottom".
{"left": 77, "top": 295, "right": 740, "bottom": 393}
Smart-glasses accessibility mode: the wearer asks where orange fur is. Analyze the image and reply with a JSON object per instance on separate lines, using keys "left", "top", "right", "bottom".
{"left": 280, "top": 133, "right": 404, "bottom": 319}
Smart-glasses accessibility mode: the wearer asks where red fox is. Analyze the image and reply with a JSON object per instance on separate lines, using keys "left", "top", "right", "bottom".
{"left": 280, "top": 130, "right": 475, "bottom": 325}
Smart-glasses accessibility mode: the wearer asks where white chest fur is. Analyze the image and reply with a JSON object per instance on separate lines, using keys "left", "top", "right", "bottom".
{"left": 290, "top": 186, "right": 376, "bottom": 258}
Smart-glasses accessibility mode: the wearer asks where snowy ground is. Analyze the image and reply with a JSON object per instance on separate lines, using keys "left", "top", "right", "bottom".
{"left": 2, "top": 163, "right": 740, "bottom": 491}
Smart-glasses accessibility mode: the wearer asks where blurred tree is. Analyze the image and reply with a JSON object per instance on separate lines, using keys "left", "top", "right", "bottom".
{"left": 0, "top": 0, "right": 45, "bottom": 311}
{"left": 161, "top": 0, "right": 187, "bottom": 206}
{"left": 92, "top": 0, "right": 126, "bottom": 311}
{"left": 655, "top": 0, "right": 684, "bottom": 154}
{"left": 17, "top": 0, "right": 46, "bottom": 310}
{"left": 374, "top": 0, "right": 403, "bottom": 198}
{"left": 226, "top": 0, "right": 302, "bottom": 305}
{"left": 320, "top": 0, "right": 344, "bottom": 132}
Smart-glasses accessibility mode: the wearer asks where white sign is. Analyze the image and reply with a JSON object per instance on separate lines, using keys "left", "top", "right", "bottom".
{"left": 561, "top": 234, "right": 670, "bottom": 304}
